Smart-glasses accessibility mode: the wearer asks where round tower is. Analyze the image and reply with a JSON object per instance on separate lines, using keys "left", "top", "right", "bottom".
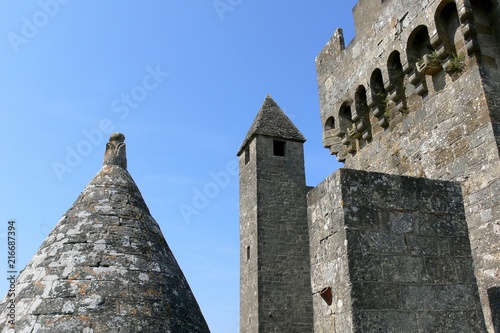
{"left": 0, "top": 133, "right": 210, "bottom": 333}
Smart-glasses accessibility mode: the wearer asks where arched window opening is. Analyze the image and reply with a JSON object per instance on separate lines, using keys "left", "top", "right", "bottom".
{"left": 370, "top": 69, "right": 387, "bottom": 116}
{"left": 336, "top": 102, "right": 355, "bottom": 158}
{"left": 388, "top": 51, "right": 405, "bottom": 90}
{"left": 408, "top": 26, "right": 434, "bottom": 62}
{"left": 436, "top": 2, "right": 461, "bottom": 56}
{"left": 324, "top": 116, "right": 335, "bottom": 130}
{"left": 338, "top": 102, "right": 353, "bottom": 137}
{"left": 408, "top": 26, "right": 442, "bottom": 76}
{"left": 387, "top": 51, "right": 408, "bottom": 115}
{"left": 322, "top": 115, "right": 340, "bottom": 156}
{"left": 406, "top": 26, "right": 433, "bottom": 95}
{"left": 354, "top": 86, "right": 372, "bottom": 142}
{"left": 435, "top": 1, "right": 468, "bottom": 76}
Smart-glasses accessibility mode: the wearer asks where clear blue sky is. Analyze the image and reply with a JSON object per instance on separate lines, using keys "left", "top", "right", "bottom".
{"left": 0, "top": 1, "right": 356, "bottom": 332}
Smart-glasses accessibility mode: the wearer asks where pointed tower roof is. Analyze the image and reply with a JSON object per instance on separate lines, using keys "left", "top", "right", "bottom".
{"left": 0, "top": 133, "right": 210, "bottom": 333}
{"left": 237, "top": 95, "right": 306, "bottom": 155}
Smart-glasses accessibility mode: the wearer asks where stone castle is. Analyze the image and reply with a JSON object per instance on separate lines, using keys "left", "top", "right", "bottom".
{"left": 238, "top": 0, "right": 499, "bottom": 332}
{"left": 0, "top": 0, "right": 498, "bottom": 332}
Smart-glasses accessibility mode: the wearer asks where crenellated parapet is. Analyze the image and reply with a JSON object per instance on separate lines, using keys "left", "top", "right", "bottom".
{"left": 317, "top": 0, "right": 495, "bottom": 162}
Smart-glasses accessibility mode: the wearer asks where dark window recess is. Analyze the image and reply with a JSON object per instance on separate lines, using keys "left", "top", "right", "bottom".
{"left": 244, "top": 146, "right": 250, "bottom": 164}
{"left": 325, "top": 116, "right": 335, "bottom": 130}
{"left": 273, "top": 140, "right": 285, "bottom": 156}
{"left": 246, "top": 246, "right": 250, "bottom": 260}
{"left": 488, "top": 287, "right": 500, "bottom": 332}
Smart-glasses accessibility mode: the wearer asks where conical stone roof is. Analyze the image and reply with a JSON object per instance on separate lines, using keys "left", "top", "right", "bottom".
{"left": 237, "top": 95, "right": 306, "bottom": 155}
{"left": 0, "top": 133, "right": 210, "bottom": 333}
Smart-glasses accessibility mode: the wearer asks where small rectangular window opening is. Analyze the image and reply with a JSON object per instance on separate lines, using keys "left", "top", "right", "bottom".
{"left": 273, "top": 140, "right": 285, "bottom": 156}
{"left": 246, "top": 246, "right": 250, "bottom": 261}
{"left": 244, "top": 146, "right": 250, "bottom": 165}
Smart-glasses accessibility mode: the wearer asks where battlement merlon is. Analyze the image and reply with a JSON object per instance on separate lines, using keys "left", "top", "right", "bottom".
{"left": 352, "top": 0, "right": 402, "bottom": 40}
{"left": 315, "top": 0, "right": 404, "bottom": 67}
{"left": 315, "top": 0, "right": 394, "bottom": 66}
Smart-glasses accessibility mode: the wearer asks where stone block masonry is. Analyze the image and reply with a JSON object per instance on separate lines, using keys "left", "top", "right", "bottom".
{"left": 308, "top": 168, "right": 486, "bottom": 332}
{"left": 238, "top": 96, "right": 313, "bottom": 332}
{"left": 316, "top": 0, "right": 500, "bottom": 330}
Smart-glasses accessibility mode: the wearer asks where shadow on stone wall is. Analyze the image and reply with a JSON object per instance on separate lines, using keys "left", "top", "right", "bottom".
{"left": 488, "top": 287, "right": 500, "bottom": 333}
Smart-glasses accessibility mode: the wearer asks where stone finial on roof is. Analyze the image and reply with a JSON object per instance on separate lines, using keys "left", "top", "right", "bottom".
{"left": 103, "top": 132, "right": 127, "bottom": 169}
{"left": 237, "top": 95, "right": 306, "bottom": 155}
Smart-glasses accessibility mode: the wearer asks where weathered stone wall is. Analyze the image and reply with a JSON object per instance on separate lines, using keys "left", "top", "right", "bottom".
{"left": 308, "top": 168, "right": 486, "bottom": 332}
{"left": 239, "top": 137, "right": 259, "bottom": 333}
{"left": 316, "top": 0, "right": 500, "bottom": 330}
{"left": 307, "top": 171, "right": 353, "bottom": 332}
{"left": 239, "top": 135, "right": 313, "bottom": 332}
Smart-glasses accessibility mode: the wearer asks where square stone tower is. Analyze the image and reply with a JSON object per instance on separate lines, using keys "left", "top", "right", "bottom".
{"left": 308, "top": 169, "right": 485, "bottom": 332}
{"left": 237, "top": 96, "right": 314, "bottom": 332}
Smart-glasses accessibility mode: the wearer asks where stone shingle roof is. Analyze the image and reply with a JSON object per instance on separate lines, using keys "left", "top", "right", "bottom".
{"left": 237, "top": 95, "right": 306, "bottom": 155}
{"left": 0, "top": 133, "right": 210, "bottom": 333}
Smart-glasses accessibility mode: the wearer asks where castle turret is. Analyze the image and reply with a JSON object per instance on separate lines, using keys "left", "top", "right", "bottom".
{"left": 237, "top": 95, "right": 313, "bottom": 332}
{"left": 0, "top": 133, "right": 210, "bottom": 333}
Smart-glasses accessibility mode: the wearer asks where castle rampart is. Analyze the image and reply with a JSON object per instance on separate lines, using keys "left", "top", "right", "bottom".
{"left": 308, "top": 169, "right": 485, "bottom": 332}
{"left": 316, "top": 0, "right": 500, "bottom": 330}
